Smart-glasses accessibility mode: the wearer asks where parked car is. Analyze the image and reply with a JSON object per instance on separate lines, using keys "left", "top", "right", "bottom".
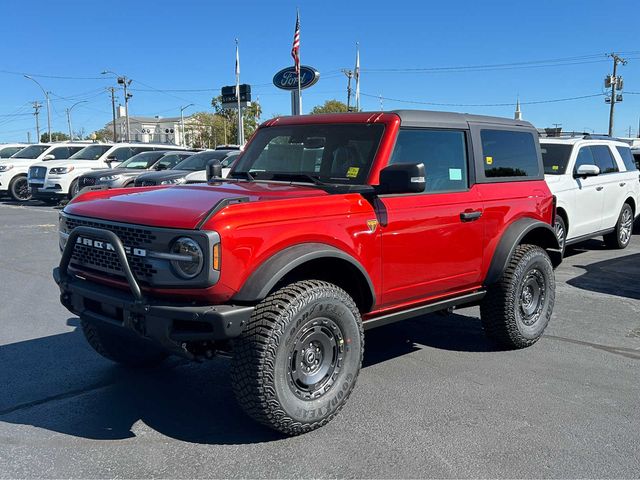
{"left": 0, "top": 143, "right": 27, "bottom": 159}
{"left": 28, "top": 143, "right": 186, "bottom": 201}
{"left": 541, "top": 136, "right": 640, "bottom": 251}
{"left": 631, "top": 147, "right": 640, "bottom": 170}
{"left": 134, "top": 149, "right": 240, "bottom": 186}
{"left": 0, "top": 142, "right": 88, "bottom": 201}
{"left": 55, "top": 110, "right": 561, "bottom": 435}
{"left": 77, "top": 150, "right": 195, "bottom": 192}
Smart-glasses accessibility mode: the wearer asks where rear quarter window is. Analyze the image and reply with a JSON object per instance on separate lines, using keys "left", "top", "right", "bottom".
{"left": 480, "top": 129, "right": 540, "bottom": 179}
{"left": 616, "top": 146, "right": 638, "bottom": 171}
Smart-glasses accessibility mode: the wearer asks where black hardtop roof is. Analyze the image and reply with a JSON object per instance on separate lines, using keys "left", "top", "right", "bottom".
{"left": 391, "top": 109, "right": 535, "bottom": 129}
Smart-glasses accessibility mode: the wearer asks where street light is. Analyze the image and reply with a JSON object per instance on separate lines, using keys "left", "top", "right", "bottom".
{"left": 24, "top": 75, "right": 51, "bottom": 142}
{"left": 102, "top": 70, "right": 132, "bottom": 142}
{"left": 66, "top": 101, "right": 88, "bottom": 141}
{"left": 180, "top": 104, "right": 194, "bottom": 147}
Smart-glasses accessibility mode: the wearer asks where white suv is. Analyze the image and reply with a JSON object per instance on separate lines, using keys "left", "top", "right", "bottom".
{"left": 28, "top": 143, "right": 186, "bottom": 201}
{"left": 541, "top": 137, "right": 640, "bottom": 251}
{"left": 0, "top": 143, "right": 88, "bottom": 201}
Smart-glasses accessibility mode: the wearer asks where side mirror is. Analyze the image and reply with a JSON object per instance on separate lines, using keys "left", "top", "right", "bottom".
{"left": 206, "top": 159, "right": 223, "bottom": 181}
{"left": 377, "top": 162, "right": 426, "bottom": 194}
{"left": 574, "top": 164, "right": 600, "bottom": 177}
{"left": 42, "top": 154, "right": 55, "bottom": 161}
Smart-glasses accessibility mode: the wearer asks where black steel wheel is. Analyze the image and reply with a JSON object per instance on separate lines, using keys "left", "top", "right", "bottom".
{"left": 8, "top": 175, "right": 31, "bottom": 202}
{"left": 480, "top": 244, "right": 555, "bottom": 349}
{"left": 604, "top": 203, "right": 633, "bottom": 249}
{"left": 231, "top": 280, "right": 364, "bottom": 435}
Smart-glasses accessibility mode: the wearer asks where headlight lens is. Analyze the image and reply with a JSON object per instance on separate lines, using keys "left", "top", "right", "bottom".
{"left": 161, "top": 177, "right": 186, "bottom": 185}
{"left": 0, "top": 164, "right": 14, "bottom": 172}
{"left": 50, "top": 166, "right": 74, "bottom": 174}
{"left": 170, "top": 237, "right": 204, "bottom": 279}
{"left": 99, "top": 175, "right": 121, "bottom": 181}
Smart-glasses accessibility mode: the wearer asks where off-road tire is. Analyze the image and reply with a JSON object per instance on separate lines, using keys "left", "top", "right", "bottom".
{"left": 68, "top": 179, "right": 80, "bottom": 199}
{"left": 603, "top": 203, "right": 633, "bottom": 249}
{"left": 554, "top": 215, "right": 567, "bottom": 255}
{"left": 480, "top": 244, "right": 555, "bottom": 349}
{"left": 8, "top": 175, "right": 31, "bottom": 202}
{"left": 231, "top": 280, "right": 364, "bottom": 435}
{"left": 81, "top": 319, "right": 168, "bottom": 367}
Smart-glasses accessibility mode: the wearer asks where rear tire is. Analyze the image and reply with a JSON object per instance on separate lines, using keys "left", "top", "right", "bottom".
{"left": 8, "top": 175, "right": 31, "bottom": 202}
{"left": 603, "top": 203, "right": 633, "bottom": 249}
{"left": 480, "top": 244, "right": 555, "bottom": 349}
{"left": 231, "top": 280, "right": 364, "bottom": 435}
{"left": 81, "top": 319, "right": 168, "bottom": 368}
{"left": 554, "top": 215, "right": 567, "bottom": 255}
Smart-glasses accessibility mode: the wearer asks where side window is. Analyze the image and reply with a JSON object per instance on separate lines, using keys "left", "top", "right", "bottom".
{"left": 68, "top": 147, "right": 83, "bottom": 156}
{"left": 51, "top": 147, "right": 70, "bottom": 159}
{"left": 591, "top": 145, "right": 618, "bottom": 174}
{"left": 112, "top": 147, "right": 133, "bottom": 161}
{"left": 574, "top": 147, "right": 595, "bottom": 173}
{"left": 616, "top": 146, "right": 638, "bottom": 171}
{"left": 480, "top": 129, "right": 540, "bottom": 178}
{"left": 389, "top": 129, "right": 468, "bottom": 193}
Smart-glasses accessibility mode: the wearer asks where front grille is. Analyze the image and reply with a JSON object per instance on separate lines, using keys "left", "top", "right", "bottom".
{"left": 80, "top": 176, "right": 96, "bottom": 187}
{"left": 64, "top": 217, "right": 158, "bottom": 282}
{"left": 29, "top": 166, "right": 47, "bottom": 179}
{"left": 140, "top": 180, "right": 156, "bottom": 186}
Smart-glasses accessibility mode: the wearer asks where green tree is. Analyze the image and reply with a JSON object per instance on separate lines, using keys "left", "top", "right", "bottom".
{"left": 90, "top": 126, "right": 114, "bottom": 142}
{"left": 211, "top": 96, "right": 262, "bottom": 143}
{"left": 311, "top": 99, "right": 350, "bottom": 114}
{"left": 185, "top": 112, "right": 231, "bottom": 148}
{"left": 40, "top": 132, "right": 69, "bottom": 142}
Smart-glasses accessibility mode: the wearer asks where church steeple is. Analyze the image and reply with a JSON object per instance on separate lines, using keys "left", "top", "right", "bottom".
{"left": 514, "top": 97, "right": 522, "bottom": 120}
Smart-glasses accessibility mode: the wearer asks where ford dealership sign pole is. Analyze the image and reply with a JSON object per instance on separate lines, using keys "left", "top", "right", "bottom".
{"left": 273, "top": 66, "right": 320, "bottom": 115}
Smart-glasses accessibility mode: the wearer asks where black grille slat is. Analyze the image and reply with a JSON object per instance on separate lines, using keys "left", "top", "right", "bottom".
{"left": 80, "top": 177, "right": 96, "bottom": 187}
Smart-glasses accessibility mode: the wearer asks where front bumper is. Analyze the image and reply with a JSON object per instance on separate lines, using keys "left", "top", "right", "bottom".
{"left": 54, "top": 225, "right": 253, "bottom": 358}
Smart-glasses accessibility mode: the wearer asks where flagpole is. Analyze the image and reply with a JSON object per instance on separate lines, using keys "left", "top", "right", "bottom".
{"left": 235, "top": 39, "right": 244, "bottom": 145}
{"left": 296, "top": 9, "right": 302, "bottom": 115}
{"left": 355, "top": 42, "right": 360, "bottom": 112}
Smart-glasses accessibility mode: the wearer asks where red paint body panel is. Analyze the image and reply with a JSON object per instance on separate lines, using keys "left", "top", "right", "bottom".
{"left": 63, "top": 112, "right": 555, "bottom": 317}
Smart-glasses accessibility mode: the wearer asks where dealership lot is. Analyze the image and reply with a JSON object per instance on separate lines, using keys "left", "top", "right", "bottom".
{"left": 0, "top": 201, "right": 639, "bottom": 478}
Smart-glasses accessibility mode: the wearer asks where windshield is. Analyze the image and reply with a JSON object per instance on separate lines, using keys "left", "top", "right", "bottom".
{"left": 173, "top": 151, "right": 231, "bottom": 171}
{"left": 540, "top": 143, "right": 573, "bottom": 174}
{"left": 0, "top": 146, "right": 23, "bottom": 158}
{"left": 118, "top": 151, "right": 164, "bottom": 169}
{"left": 68, "top": 145, "right": 112, "bottom": 160}
{"left": 11, "top": 145, "right": 49, "bottom": 159}
{"left": 231, "top": 124, "right": 385, "bottom": 184}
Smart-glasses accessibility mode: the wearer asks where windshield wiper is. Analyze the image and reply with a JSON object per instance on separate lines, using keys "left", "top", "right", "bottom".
{"left": 230, "top": 171, "right": 255, "bottom": 181}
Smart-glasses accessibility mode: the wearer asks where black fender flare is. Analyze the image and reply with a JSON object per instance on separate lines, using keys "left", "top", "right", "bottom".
{"left": 484, "top": 218, "right": 562, "bottom": 286}
{"left": 232, "top": 242, "right": 376, "bottom": 309}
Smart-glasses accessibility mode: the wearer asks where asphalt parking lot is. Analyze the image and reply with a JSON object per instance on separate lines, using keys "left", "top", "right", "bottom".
{"left": 0, "top": 200, "right": 639, "bottom": 479}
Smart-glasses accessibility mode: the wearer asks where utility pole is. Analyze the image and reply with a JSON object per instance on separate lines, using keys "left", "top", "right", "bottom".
{"left": 342, "top": 69, "right": 353, "bottom": 111}
{"left": 606, "top": 53, "right": 627, "bottom": 137}
{"left": 31, "top": 101, "right": 42, "bottom": 142}
{"left": 107, "top": 87, "right": 117, "bottom": 142}
{"left": 24, "top": 76, "right": 51, "bottom": 142}
{"left": 102, "top": 71, "right": 132, "bottom": 141}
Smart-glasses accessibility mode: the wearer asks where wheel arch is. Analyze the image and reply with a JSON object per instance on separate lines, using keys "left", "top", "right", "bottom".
{"left": 485, "top": 217, "right": 562, "bottom": 286}
{"left": 232, "top": 243, "right": 376, "bottom": 313}
{"left": 624, "top": 196, "right": 636, "bottom": 215}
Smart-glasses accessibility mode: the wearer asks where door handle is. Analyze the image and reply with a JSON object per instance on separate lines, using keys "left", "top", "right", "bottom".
{"left": 620, "top": 182, "right": 626, "bottom": 187}
{"left": 596, "top": 186, "right": 604, "bottom": 191}
{"left": 460, "top": 210, "right": 482, "bottom": 222}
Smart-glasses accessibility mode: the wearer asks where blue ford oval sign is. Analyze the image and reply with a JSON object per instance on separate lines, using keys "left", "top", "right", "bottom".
{"left": 273, "top": 65, "right": 320, "bottom": 90}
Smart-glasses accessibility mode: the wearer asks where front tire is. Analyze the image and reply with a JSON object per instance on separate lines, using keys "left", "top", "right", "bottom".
{"left": 68, "top": 179, "right": 80, "bottom": 199}
{"left": 604, "top": 203, "right": 633, "bottom": 249}
{"left": 480, "top": 244, "right": 555, "bottom": 349}
{"left": 554, "top": 215, "right": 567, "bottom": 255}
{"left": 231, "top": 280, "right": 364, "bottom": 435}
{"left": 8, "top": 175, "right": 31, "bottom": 202}
{"left": 81, "top": 319, "right": 168, "bottom": 367}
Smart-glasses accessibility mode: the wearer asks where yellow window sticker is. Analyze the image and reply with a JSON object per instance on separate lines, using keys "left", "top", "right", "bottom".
{"left": 485, "top": 156, "right": 493, "bottom": 165}
{"left": 346, "top": 167, "right": 360, "bottom": 178}
{"left": 552, "top": 165, "right": 559, "bottom": 171}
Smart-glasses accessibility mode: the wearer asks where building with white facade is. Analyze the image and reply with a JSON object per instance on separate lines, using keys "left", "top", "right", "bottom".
{"left": 107, "top": 106, "right": 192, "bottom": 145}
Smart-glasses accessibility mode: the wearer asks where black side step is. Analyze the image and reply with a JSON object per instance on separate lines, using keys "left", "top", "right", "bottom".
{"left": 363, "top": 290, "right": 486, "bottom": 330}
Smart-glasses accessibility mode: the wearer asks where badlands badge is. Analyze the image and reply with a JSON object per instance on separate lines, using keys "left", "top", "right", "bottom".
{"left": 366, "top": 219, "right": 378, "bottom": 233}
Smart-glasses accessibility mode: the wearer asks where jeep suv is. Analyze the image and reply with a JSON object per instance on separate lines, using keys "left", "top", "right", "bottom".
{"left": 54, "top": 111, "right": 561, "bottom": 435}
{"left": 540, "top": 137, "right": 640, "bottom": 251}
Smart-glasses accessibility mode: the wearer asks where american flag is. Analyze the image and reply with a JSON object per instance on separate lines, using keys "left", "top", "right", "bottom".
{"left": 291, "top": 11, "right": 300, "bottom": 74}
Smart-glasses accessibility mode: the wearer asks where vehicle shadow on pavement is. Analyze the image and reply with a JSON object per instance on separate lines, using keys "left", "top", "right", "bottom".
{"left": 567, "top": 252, "right": 640, "bottom": 300}
{"left": 0, "top": 313, "right": 496, "bottom": 445}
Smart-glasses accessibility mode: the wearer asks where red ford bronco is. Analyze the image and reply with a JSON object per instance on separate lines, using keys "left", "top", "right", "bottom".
{"left": 54, "top": 111, "right": 561, "bottom": 435}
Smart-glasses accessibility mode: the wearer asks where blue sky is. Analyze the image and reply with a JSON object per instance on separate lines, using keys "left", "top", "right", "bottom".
{"left": 1, "top": 0, "right": 639, "bottom": 142}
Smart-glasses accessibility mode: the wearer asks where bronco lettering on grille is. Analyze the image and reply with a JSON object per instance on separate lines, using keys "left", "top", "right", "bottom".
{"left": 76, "top": 236, "right": 147, "bottom": 257}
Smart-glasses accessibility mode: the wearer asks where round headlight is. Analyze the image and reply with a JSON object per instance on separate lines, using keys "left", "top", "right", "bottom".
{"left": 170, "top": 237, "right": 203, "bottom": 279}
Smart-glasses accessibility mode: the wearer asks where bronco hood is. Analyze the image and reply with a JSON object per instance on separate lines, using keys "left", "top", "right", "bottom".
{"left": 64, "top": 181, "right": 329, "bottom": 229}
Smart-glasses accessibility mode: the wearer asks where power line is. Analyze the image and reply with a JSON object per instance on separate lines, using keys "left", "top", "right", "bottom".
{"left": 360, "top": 92, "right": 604, "bottom": 107}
